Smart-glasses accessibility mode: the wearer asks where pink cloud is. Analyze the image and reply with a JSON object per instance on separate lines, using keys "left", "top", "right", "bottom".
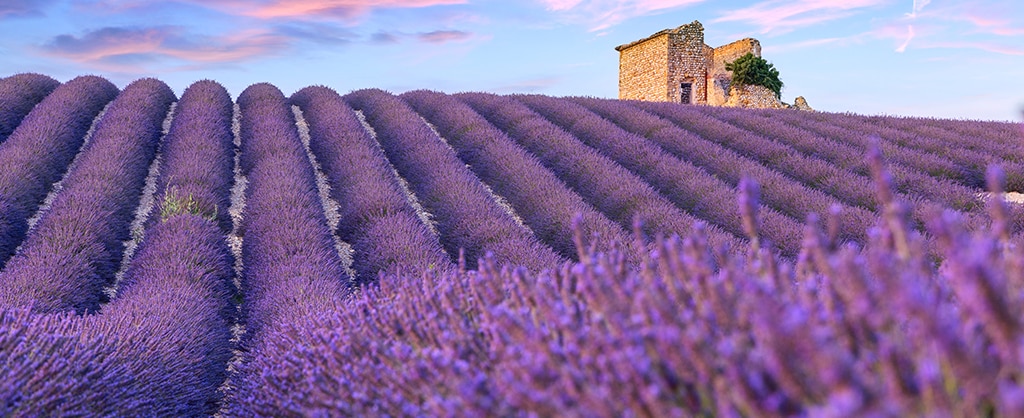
{"left": 905, "top": 0, "right": 929, "bottom": 18}
{"left": 918, "top": 40, "right": 1024, "bottom": 56}
{"left": 895, "top": 24, "right": 913, "bottom": 53}
{"left": 370, "top": 29, "right": 477, "bottom": 44}
{"left": 417, "top": 30, "right": 472, "bottom": 43}
{"left": 538, "top": 0, "right": 705, "bottom": 32}
{"left": 956, "top": 10, "right": 1024, "bottom": 37}
{"left": 870, "top": 0, "right": 1024, "bottom": 55}
{"left": 763, "top": 36, "right": 849, "bottom": 53}
{"left": 0, "top": 0, "right": 56, "bottom": 18}
{"left": 196, "top": 0, "right": 466, "bottom": 20}
{"left": 539, "top": 0, "right": 583, "bottom": 12}
{"left": 41, "top": 26, "right": 287, "bottom": 70}
{"left": 714, "top": 0, "right": 888, "bottom": 34}
{"left": 78, "top": 0, "right": 468, "bottom": 22}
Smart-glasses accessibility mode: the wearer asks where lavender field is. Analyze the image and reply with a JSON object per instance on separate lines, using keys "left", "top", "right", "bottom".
{"left": 1, "top": 73, "right": 1024, "bottom": 416}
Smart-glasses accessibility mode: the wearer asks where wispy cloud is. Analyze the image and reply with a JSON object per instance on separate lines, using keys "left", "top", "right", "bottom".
{"left": 763, "top": 36, "right": 849, "bottom": 53}
{"left": 895, "top": 24, "right": 913, "bottom": 52}
{"left": 194, "top": 0, "right": 467, "bottom": 21}
{"left": 274, "top": 23, "right": 359, "bottom": 45}
{"left": 893, "top": 0, "right": 929, "bottom": 52}
{"left": 538, "top": 0, "right": 705, "bottom": 32}
{"left": 41, "top": 26, "right": 288, "bottom": 70}
{"left": 954, "top": 6, "right": 1024, "bottom": 37}
{"left": 916, "top": 40, "right": 1024, "bottom": 56}
{"left": 370, "top": 29, "right": 476, "bottom": 44}
{"left": 417, "top": 30, "right": 472, "bottom": 43}
{"left": 714, "top": 0, "right": 887, "bottom": 34}
{"left": 870, "top": 0, "right": 1024, "bottom": 55}
{"left": 370, "top": 31, "right": 401, "bottom": 44}
{"left": 0, "top": 0, "right": 57, "bottom": 18}
{"left": 75, "top": 0, "right": 469, "bottom": 23}
{"left": 905, "top": 0, "right": 929, "bottom": 18}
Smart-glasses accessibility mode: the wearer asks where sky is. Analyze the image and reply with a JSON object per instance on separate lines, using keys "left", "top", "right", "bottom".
{"left": 1, "top": 0, "right": 1022, "bottom": 121}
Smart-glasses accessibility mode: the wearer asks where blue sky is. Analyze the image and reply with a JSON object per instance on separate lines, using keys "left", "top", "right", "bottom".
{"left": 1, "top": 0, "right": 1022, "bottom": 121}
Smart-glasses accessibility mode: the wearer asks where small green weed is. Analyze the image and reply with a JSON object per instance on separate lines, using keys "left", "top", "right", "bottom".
{"left": 160, "top": 188, "right": 218, "bottom": 222}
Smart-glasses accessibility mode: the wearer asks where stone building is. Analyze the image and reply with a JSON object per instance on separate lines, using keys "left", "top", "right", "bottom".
{"left": 616, "top": 20, "right": 766, "bottom": 106}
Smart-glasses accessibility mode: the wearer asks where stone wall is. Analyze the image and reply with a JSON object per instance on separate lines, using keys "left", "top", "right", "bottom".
{"left": 710, "top": 38, "right": 761, "bottom": 80}
{"left": 665, "top": 21, "right": 709, "bottom": 104}
{"left": 724, "top": 84, "right": 787, "bottom": 109}
{"left": 617, "top": 33, "right": 669, "bottom": 101}
{"left": 707, "top": 78, "right": 729, "bottom": 106}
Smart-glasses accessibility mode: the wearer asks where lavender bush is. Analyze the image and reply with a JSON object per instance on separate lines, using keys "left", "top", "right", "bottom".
{"left": 290, "top": 86, "right": 453, "bottom": 282}
{"left": 224, "top": 83, "right": 356, "bottom": 413}
{"left": 784, "top": 109, "right": 1016, "bottom": 189}
{"left": 0, "top": 75, "right": 1020, "bottom": 416}
{"left": 859, "top": 112, "right": 1024, "bottom": 167}
{"left": 0, "top": 215, "right": 234, "bottom": 416}
{"left": 0, "top": 78, "right": 173, "bottom": 313}
{"left": 345, "top": 89, "right": 565, "bottom": 272}
{"left": 0, "top": 75, "right": 118, "bottom": 268}
{"left": 149, "top": 80, "right": 235, "bottom": 232}
{"left": 232, "top": 82, "right": 349, "bottom": 339}
{"left": 459, "top": 92, "right": 743, "bottom": 255}
{"left": 748, "top": 107, "right": 971, "bottom": 184}
{"left": 637, "top": 100, "right": 883, "bottom": 212}
{"left": 860, "top": 113, "right": 1024, "bottom": 192}
{"left": 401, "top": 90, "right": 631, "bottom": 260}
{"left": 0, "top": 73, "right": 59, "bottom": 142}
{"left": 707, "top": 106, "right": 984, "bottom": 212}
{"left": 516, "top": 94, "right": 804, "bottom": 257}
{"left": 217, "top": 158, "right": 1024, "bottom": 417}
{"left": 574, "top": 96, "right": 881, "bottom": 245}
{"left": 2, "top": 78, "right": 236, "bottom": 415}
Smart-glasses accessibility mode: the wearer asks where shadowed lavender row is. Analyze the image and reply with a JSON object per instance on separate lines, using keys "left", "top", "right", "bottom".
{"left": 0, "top": 78, "right": 173, "bottom": 314}
{"left": 203, "top": 166, "right": 1024, "bottom": 416}
{"left": 748, "top": 107, "right": 972, "bottom": 185}
{"left": 82, "top": 80, "right": 239, "bottom": 413}
{"left": 460, "top": 92, "right": 743, "bottom": 254}
{"left": 148, "top": 80, "right": 236, "bottom": 232}
{"left": 1, "top": 80, "right": 236, "bottom": 414}
{"left": 850, "top": 112, "right": 1024, "bottom": 167}
{"left": 0, "top": 216, "right": 234, "bottom": 415}
{"left": 516, "top": 94, "right": 805, "bottom": 256}
{"left": 0, "top": 75, "right": 118, "bottom": 268}
{"left": 401, "top": 90, "right": 631, "bottom": 260}
{"left": 346, "top": 89, "right": 565, "bottom": 272}
{"left": 706, "top": 105, "right": 985, "bottom": 212}
{"left": 290, "top": 86, "right": 452, "bottom": 283}
{"left": 0, "top": 73, "right": 60, "bottom": 142}
{"left": 224, "top": 83, "right": 352, "bottom": 414}
{"left": 575, "top": 97, "right": 884, "bottom": 243}
{"left": 233, "top": 83, "right": 349, "bottom": 339}
{"left": 635, "top": 100, "right": 1007, "bottom": 232}
{"left": 638, "top": 100, "right": 888, "bottom": 212}
{"left": 787, "top": 109, "right": 1024, "bottom": 190}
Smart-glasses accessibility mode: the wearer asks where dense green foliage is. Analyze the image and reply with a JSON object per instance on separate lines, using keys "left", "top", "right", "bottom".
{"left": 726, "top": 52, "right": 783, "bottom": 99}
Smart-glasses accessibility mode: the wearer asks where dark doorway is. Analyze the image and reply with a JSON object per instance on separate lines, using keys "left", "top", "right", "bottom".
{"left": 680, "top": 82, "right": 693, "bottom": 104}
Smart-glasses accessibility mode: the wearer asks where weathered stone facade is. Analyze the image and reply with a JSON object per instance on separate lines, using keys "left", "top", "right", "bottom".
{"left": 725, "top": 85, "right": 787, "bottom": 109}
{"left": 617, "top": 20, "right": 791, "bottom": 109}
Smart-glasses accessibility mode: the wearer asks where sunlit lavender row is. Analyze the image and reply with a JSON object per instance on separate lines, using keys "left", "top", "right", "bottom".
{"left": 0, "top": 73, "right": 1022, "bottom": 416}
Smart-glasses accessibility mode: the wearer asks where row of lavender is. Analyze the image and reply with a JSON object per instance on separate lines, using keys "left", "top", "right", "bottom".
{"left": 1, "top": 79, "right": 235, "bottom": 415}
{"left": 1, "top": 72, "right": 1022, "bottom": 414}
{"left": 211, "top": 166, "right": 1024, "bottom": 416}
{"left": 2, "top": 75, "right": 1018, "bottom": 261}
{"left": 0, "top": 80, "right": 500, "bottom": 413}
